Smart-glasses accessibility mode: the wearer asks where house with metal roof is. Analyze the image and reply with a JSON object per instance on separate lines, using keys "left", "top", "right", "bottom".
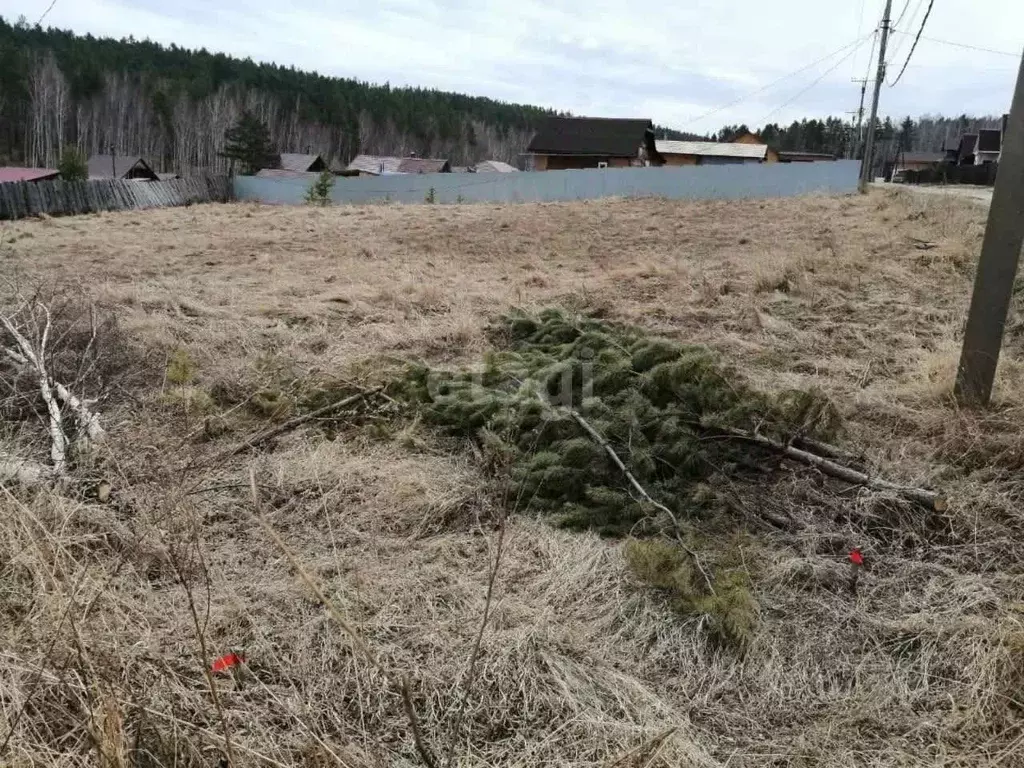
{"left": 0, "top": 167, "right": 60, "bottom": 183}
{"left": 473, "top": 160, "right": 518, "bottom": 173}
{"left": 346, "top": 155, "right": 451, "bottom": 176}
{"left": 525, "top": 117, "right": 661, "bottom": 170}
{"left": 279, "top": 153, "right": 328, "bottom": 173}
{"left": 255, "top": 168, "right": 321, "bottom": 181}
{"left": 656, "top": 140, "right": 768, "bottom": 166}
{"left": 87, "top": 155, "right": 159, "bottom": 181}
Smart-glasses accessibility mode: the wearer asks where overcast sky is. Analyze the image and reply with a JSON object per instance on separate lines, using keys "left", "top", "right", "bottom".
{"left": 3, "top": 0, "right": 1021, "bottom": 131}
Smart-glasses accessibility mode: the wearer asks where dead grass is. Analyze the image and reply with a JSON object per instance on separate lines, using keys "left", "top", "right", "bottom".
{"left": 2, "top": 189, "right": 1023, "bottom": 766}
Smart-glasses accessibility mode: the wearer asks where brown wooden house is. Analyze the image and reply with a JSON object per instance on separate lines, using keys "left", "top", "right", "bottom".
{"left": 732, "top": 131, "right": 780, "bottom": 163}
{"left": 87, "top": 155, "right": 159, "bottom": 180}
{"left": 525, "top": 117, "right": 662, "bottom": 170}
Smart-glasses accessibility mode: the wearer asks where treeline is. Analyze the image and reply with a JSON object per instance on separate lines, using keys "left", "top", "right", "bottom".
{"left": 714, "top": 114, "right": 1003, "bottom": 165}
{"left": 0, "top": 16, "right": 691, "bottom": 173}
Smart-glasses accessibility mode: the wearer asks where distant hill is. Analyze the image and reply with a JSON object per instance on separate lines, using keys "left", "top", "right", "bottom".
{"left": 0, "top": 16, "right": 698, "bottom": 173}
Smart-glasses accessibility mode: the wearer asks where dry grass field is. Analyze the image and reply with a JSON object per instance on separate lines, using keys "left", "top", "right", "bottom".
{"left": 1, "top": 190, "right": 1023, "bottom": 767}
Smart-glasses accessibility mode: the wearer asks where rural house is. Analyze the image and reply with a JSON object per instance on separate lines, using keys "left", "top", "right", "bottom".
{"left": 279, "top": 153, "right": 328, "bottom": 173}
{"left": 732, "top": 131, "right": 780, "bottom": 162}
{"left": 525, "top": 117, "right": 661, "bottom": 170}
{"left": 87, "top": 155, "right": 159, "bottom": 181}
{"left": 473, "top": 160, "right": 518, "bottom": 173}
{"left": 954, "top": 134, "right": 978, "bottom": 165}
{"left": 346, "top": 155, "right": 452, "bottom": 176}
{"left": 655, "top": 140, "right": 768, "bottom": 165}
{"left": 975, "top": 128, "right": 1002, "bottom": 164}
{"left": 0, "top": 167, "right": 60, "bottom": 183}
{"left": 949, "top": 122, "right": 1004, "bottom": 166}
{"left": 255, "top": 169, "right": 321, "bottom": 181}
{"left": 892, "top": 152, "right": 946, "bottom": 178}
{"left": 776, "top": 151, "right": 837, "bottom": 163}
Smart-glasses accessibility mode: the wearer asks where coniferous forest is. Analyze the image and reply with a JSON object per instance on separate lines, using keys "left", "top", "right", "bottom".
{"left": 0, "top": 15, "right": 1004, "bottom": 174}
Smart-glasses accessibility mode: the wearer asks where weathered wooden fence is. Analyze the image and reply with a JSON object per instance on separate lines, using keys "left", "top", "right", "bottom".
{"left": 0, "top": 176, "right": 232, "bottom": 220}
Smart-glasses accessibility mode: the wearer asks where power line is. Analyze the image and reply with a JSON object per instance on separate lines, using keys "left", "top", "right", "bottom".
{"left": 889, "top": 0, "right": 935, "bottom": 86}
{"left": 853, "top": 0, "right": 868, "bottom": 76}
{"left": 892, "top": 0, "right": 914, "bottom": 29}
{"left": 852, "top": 29, "right": 879, "bottom": 158}
{"left": 678, "top": 35, "right": 872, "bottom": 128}
{"left": 755, "top": 37, "right": 873, "bottom": 125}
{"left": 36, "top": 0, "right": 58, "bottom": 25}
{"left": 862, "top": 29, "right": 879, "bottom": 83}
{"left": 884, "top": 0, "right": 913, "bottom": 62}
{"left": 891, "top": 30, "right": 1020, "bottom": 58}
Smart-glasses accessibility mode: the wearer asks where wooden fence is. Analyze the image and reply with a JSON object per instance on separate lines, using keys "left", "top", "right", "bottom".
{"left": 0, "top": 176, "right": 232, "bottom": 220}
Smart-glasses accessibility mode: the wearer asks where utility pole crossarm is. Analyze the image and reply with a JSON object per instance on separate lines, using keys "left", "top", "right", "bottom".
{"left": 954, "top": 50, "right": 1024, "bottom": 405}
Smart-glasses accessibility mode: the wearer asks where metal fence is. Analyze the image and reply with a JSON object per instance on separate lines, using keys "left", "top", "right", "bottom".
{"left": 0, "top": 176, "right": 232, "bottom": 220}
{"left": 234, "top": 161, "right": 861, "bottom": 206}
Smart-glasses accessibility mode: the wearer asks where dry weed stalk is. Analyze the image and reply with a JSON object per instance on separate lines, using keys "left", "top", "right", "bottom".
{"left": 248, "top": 470, "right": 440, "bottom": 768}
{"left": 165, "top": 525, "right": 238, "bottom": 768}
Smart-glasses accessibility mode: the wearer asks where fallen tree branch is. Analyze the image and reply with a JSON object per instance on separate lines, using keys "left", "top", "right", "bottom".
{"left": 2, "top": 307, "right": 68, "bottom": 474}
{"left": 721, "top": 426, "right": 947, "bottom": 512}
{"left": 567, "top": 407, "right": 716, "bottom": 595}
{"left": 52, "top": 381, "right": 105, "bottom": 443}
{"left": 222, "top": 386, "right": 383, "bottom": 458}
{"left": 790, "top": 435, "right": 864, "bottom": 466}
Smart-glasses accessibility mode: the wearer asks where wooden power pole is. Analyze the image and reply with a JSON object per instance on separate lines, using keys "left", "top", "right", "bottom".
{"left": 851, "top": 78, "right": 868, "bottom": 159}
{"left": 954, "top": 50, "right": 1024, "bottom": 406}
{"left": 858, "top": 0, "right": 892, "bottom": 193}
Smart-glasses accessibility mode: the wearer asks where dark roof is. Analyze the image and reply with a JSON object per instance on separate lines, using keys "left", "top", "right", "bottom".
{"left": 958, "top": 134, "right": 978, "bottom": 156}
{"left": 777, "top": 151, "right": 837, "bottom": 162}
{"left": 87, "top": 155, "right": 158, "bottom": 180}
{"left": 279, "top": 153, "right": 327, "bottom": 172}
{"left": 527, "top": 117, "right": 653, "bottom": 157}
{"left": 899, "top": 152, "right": 946, "bottom": 165}
{"left": 977, "top": 129, "right": 1001, "bottom": 153}
{"left": 0, "top": 167, "right": 60, "bottom": 182}
{"left": 398, "top": 157, "right": 450, "bottom": 174}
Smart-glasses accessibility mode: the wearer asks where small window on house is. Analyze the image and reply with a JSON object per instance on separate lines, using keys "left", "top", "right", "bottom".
{"left": 597, "top": 161, "right": 608, "bottom": 169}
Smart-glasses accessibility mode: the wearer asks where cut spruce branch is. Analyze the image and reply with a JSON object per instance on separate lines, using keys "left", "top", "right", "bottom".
{"left": 567, "top": 407, "right": 716, "bottom": 595}
{"left": 721, "top": 426, "right": 947, "bottom": 511}
{"left": 222, "top": 386, "right": 383, "bottom": 458}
